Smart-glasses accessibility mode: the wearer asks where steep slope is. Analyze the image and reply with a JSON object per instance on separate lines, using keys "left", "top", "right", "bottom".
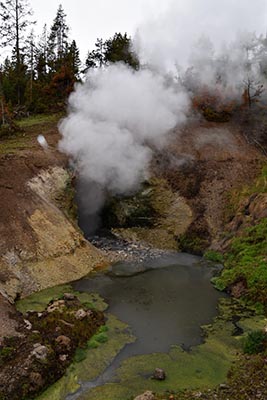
{"left": 0, "top": 116, "right": 108, "bottom": 310}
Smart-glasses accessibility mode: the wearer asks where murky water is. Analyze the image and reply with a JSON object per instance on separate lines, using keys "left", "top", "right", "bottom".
{"left": 68, "top": 253, "right": 225, "bottom": 399}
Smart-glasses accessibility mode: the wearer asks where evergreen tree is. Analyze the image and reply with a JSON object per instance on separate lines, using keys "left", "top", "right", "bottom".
{"left": 47, "top": 4, "right": 69, "bottom": 73}
{"left": 35, "top": 24, "right": 49, "bottom": 80}
{"left": 84, "top": 38, "right": 106, "bottom": 71}
{"left": 105, "top": 33, "right": 139, "bottom": 70}
{"left": 84, "top": 33, "right": 139, "bottom": 72}
{"left": 66, "top": 40, "right": 81, "bottom": 78}
{"left": 0, "top": 0, "right": 35, "bottom": 104}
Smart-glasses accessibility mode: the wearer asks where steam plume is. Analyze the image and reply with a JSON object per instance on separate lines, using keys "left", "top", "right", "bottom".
{"left": 59, "top": 0, "right": 267, "bottom": 231}
{"left": 59, "top": 64, "right": 189, "bottom": 227}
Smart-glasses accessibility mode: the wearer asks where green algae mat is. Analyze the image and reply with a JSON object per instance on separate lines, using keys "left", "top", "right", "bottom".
{"left": 17, "top": 285, "right": 266, "bottom": 400}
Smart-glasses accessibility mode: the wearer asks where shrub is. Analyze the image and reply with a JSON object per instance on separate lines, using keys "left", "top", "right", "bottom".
{"left": 74, "top": 348, "right": 87, "bottom": 363}
{"left": 204, "top": 250, "right": 224, "bottom": 263}
{"left": 243, "top": 330, "right": 267, "bottom": 355}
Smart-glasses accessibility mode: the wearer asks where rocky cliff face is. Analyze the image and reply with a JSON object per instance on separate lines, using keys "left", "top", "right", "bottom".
{"left": 0, "top": 123, "right": 108, "bottom": 305}
{"left": 102, "top": 120, "right": 264, "bottom": 254}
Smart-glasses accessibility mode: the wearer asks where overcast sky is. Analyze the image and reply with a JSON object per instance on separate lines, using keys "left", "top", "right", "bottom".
{"left": 32, "top": 0, "right": 172, "bottom": 62}
{"left": 31, "top": 0, "right": 267, "bottom": 65}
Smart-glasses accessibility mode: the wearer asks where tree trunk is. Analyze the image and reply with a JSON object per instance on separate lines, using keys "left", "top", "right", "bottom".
{"left": 15, "top": 0, "right": 21, "bottom": 105}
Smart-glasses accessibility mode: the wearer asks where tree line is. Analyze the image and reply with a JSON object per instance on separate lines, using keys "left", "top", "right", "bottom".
{"left": 0, "top": 0, "right": 138, "bottom": 125}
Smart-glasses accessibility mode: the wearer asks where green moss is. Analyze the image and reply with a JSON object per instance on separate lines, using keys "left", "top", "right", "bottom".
{"left": 35, "top": 313, "right": 135, "bottom": 400}
{"left": 87, "top": 328, "right": 109, "bottom": 349}
{"left": 16, "top": 285, "right": 108, "bottom": 314}
{"left": 54, "top": 174, "right": 78, "bottom": 222}
{"left": 76, "top": 300, "right": 266, "bottom": 400}
{"left": 204, "top": 250, "right": 224, "bottom": 263}
{"left": 16, "top": 284, "right": 73, "bottom": 313}
{"left": 214, "top": 218, "right": 267, "bottom": 305}
{"left": 243, "top": 330, "right": 267, "bottom": 354}
{"left": 74, "top": 348, "right": 87, "bottom": 363}
{"left": 178, "top": 233, "right": 209, "bottom": 255}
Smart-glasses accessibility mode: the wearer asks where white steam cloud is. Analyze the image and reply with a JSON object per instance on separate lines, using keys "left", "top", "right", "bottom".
{"left": 59, "top": 64, "right": 189, "bottom": 194}
{"left": 59, "top": 0, "right": 267, "bottom": 231}
{"left": 135, "top": 0, "right": 267, "bottom": 72}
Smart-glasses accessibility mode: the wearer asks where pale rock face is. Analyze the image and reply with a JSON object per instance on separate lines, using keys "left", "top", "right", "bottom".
{"left": 134, "top": 391, "right": 155, "bottom": 400}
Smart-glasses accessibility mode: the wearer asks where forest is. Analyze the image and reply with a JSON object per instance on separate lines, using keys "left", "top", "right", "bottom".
{"left": 1, "top": 0, "right": 267, "bottom": 137}
{"left": 0, "top": 0, "right": 138, "bottom": 131}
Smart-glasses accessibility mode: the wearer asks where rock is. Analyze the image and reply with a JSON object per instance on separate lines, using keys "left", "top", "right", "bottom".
{"left": 230, "top": 278, "right": 247, "bottom": 298}
{"left": 31, "top": 343, "right": 48, "bottom": 360}
{"left": 59, "top": 354, "right": 68, "bottom": 362}
{"left": 152, "top": 368, "right": 166, "bottom": 380}
{"left": 63, "top": 293, "right": 76, "bottom": 301}
{"left": 29, "top": 372, "right": 44, "bottom": 388}
{"left": 55, "top": 335, "right": 71, "bottom": 348}
{"left": 75, "top": 308, "right": 87, "bottom": 320}
{"left": 24, "top": 319, "right": 32, "bottom": 330}
{"left": 134, "top": 391, "right": 155, "bottom": 400}
{"left": 219, "top": 383, "right": 229, "bottom": 390}
{"left": 86, "top": 310, "right": 94, "bottom": 317}
{"left": 47, "top": 299, "right": 65, "bottom": 313}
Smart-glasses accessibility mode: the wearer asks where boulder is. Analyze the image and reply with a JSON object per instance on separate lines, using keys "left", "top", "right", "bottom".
{"left": 31, "top": 344, "right": 48, "bottom": 360}
{"left": 134, "top": 391, "right": 155, "bottom": 400}
{"left": 75, "top": 308, "right": 87, "bottom": 320}
{"left": 63, "top": 293, "right": 76, "bottom": 301}
{"left": 152, "top": 368, "right": 166, "bottom": 380}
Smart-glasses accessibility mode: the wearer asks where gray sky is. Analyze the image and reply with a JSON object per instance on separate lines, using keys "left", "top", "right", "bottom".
{"left": 31, "top": 0, "right": 267, "bottom": 65}
{"left": 32, "top": 0, "right": 171, "bottom": 62}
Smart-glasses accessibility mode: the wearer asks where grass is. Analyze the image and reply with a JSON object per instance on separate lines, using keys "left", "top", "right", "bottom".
{"left": 16, "top": 113, "right": 62, "bottom": 129}
{"left": 0, "top": 133, "right": 33, "bottom": 154}
{"left": 0, "top": 113, "right": 63, "bottom": 155}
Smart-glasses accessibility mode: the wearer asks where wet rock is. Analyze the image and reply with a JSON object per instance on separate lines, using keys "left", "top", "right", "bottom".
{"left": 31, "top": 343, "right": 48, "bottom": 360}
{"left": 63, "top": 293, "right": 76, "bottom": 301}
{"left": 75, "top": 308, "right": 87, "bottom": 320}
{"left": 134, "top": 391, "right": 155, "bottom": 400}
{"left": 152, "top": 368, "right": 166, "bottom": 380}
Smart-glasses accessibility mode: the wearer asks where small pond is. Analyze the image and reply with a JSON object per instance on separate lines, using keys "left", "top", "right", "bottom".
{"left": 68, "top": 253, "right": 226, "bottom": 399}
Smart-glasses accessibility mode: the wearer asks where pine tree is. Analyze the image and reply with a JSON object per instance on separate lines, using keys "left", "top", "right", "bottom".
{"left": 35, "top": 24, "right": 49, "bottom": 80}
{"left": 105, "top": 33, "right": 139, "bottom": 70}
{"left": 0, "top": 0, "right": 35, "bottom": 104}
{"left": 84, "top": 34, "right": 139, "bottom": 72}
{"left": 66, "top": 40, "right": 81, "bottom": 78}
{"left": 84, "top": 38, "right": 106, "bottom": 71}
{"left": 48, "top": 4, "right": 69, "bottom": 73}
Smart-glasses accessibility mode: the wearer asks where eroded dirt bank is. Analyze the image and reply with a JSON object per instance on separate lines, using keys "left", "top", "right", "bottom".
{"left": 0, "top": 117, "right": 108, "bottom": 338}
{"left": 103, "top": 119, "right": 264, "bottom": 254}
